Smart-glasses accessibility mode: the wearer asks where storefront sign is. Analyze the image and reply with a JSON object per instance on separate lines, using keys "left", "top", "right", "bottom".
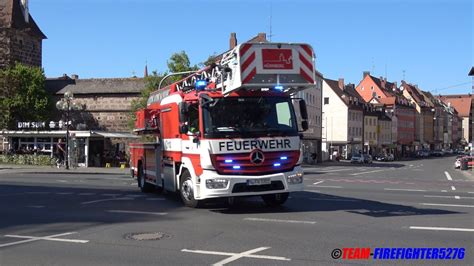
{"left": 17, "top": 121, "right": 46, "bottom": 129}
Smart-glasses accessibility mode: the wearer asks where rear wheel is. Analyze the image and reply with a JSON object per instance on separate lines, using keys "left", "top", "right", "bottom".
{"left": 137, "top": 164, "right": 154, "bottom": 193}
{"left": 180, "top": 171, "right": 201, "bottom": 208}
{"left": 261, "top": 193, "right": 289, "bottom": 207}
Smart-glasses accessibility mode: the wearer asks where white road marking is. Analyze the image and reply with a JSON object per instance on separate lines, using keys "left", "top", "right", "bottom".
{"left": 441, "top": 190, "right": 448, "bottom": 193}
{"left": 451, "top": 186, "right": 456, "bottom": 191}
{"left": 181, "top": 247, "right": 290, "bottom": 265}
{"left": 319, "top": 169, "right": 353, "bottom": 173}
{"left": 350, "top": 169, "right": 385, "bottom": 176}
{"left": 102, "top": 193, "right": 121, "bottom": 196}
{"left": 145, "top": 198, "right": 165, "bottom": 201}
{"left": 310, "top": 185, "right": 342, "bottom": 188}
{"left": 310, "top": 198, "right": 357, "bottom": 202}
{"left": 423, "top": 195, "right": 470, "bottom": 199}
{"left": 81, "top": 197, "right": 133, "bottom": 205}
{"left": 243, "top": 218, "right": 316, "bottom": 224}
{"left": 384, "top": 188, "right": 426, "bottom": 192}
{"left": 0, "top": 232, "right": 88, "bottom": 248}
{"left": 469, "top": 192, "right": 474, "bottom": 194}
{"left": 420, "top": 203, "right": 474, "bottom": 208}
{"left": 56, "top": 192, "right": 73, "bottom": 195}
{"left": 444, "top": 171, "right": 452, "bottom": 181}
{"left": 56, "top": 180, "right": 68, "bottom": 183}
{"left": 107, "top": 210, "right": 167, "bottom": 216}
{"left": 78, "top": 193, "right": 95, "bottom": 196}
{"left": 25, "top": 192, "right": 50, "bottom": 194}
{"left": 409, "top": 226, "right": 474, "bottom": 232}
{"left": 313, "top": 180, "right": 324, "bottom": 185}
{"left": 26, "top": 205, "right": 45, "bottom": 208}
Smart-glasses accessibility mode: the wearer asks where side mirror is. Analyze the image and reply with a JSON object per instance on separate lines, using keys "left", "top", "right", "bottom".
{"left": 299, "top": 100, "right": 308, "bottom": 120}
{"left": 301, "top": 120, "right": 309, "bottom": 131}
{"left": 180, "top": 123, "right": 189, "bottom": 134}
{"left": 179, "top": 102, "right": 189, "bottom": 122}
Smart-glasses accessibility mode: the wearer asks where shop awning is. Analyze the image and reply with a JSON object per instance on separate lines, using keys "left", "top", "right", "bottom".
{"left": 91, "top": 131, "right": 139, "bottom": 139}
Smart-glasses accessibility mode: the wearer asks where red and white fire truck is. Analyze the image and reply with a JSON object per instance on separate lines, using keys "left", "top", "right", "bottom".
{"left": 130, "top": 42, "right": 316, "bottom": 207}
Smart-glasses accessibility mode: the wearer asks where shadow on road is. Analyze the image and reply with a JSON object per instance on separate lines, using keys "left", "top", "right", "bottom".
{"left": 210, "top": 191, "right": 461, "bottom": 218}
{"left": 0, "top": 183, "right": 184, "bottom": 232}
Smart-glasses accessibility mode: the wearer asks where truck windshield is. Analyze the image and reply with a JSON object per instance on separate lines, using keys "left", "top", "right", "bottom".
{"left": 202, "top": 97, "right": 298, "bottom": 138}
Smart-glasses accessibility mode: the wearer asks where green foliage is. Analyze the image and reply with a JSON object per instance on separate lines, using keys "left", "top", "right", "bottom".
{"left": 0, "top": 154, "right": 54, "bottom": 166}
{"left": 0, "top": 63, "right": 51, "bottom": 129}
{"left": 128, "top": 50, "right": 200, "bottom": 129}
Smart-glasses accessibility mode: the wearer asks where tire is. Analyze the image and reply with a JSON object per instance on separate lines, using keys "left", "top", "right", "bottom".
{"left": 179, "top": 170, "right": 201, "bottom": 208}
{"left": 261, "top": 193, "right": 289, "bottom": 207}
{"left": 137, "top": 164, "right": 154, "bottom": 193}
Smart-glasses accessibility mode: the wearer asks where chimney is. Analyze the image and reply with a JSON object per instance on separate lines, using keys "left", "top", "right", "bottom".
{"left": 257, "top": 32, "right": 267, "bottom": 42}
{"left": 363, "top": 71, "right": 370, "bottom": 78}
{"left": 71, "top": 74, "right": 79, "bottom": 80}
{"left": 21, "top": 0, "right": 29, "bottom": 23}
{"left": 229, "top": 32, "right": 237, "bottom": 49}
{"left": 393, "top": 81, "right": 398, "bottom": 90}
{"left": 338, "top": 78, "right": 344, "bottom": 90}
{"left": 144, "top": 64, "right": 148, "bottom": 78}
{"left": 380, "top": 76, "right": 386, "bottom": 89}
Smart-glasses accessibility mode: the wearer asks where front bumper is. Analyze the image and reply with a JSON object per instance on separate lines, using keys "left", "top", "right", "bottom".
{"left": 195, "top": 166, "right": 304, "bottom": 200}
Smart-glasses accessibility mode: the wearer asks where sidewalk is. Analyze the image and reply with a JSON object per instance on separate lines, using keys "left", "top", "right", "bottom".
{"left": 0, "top": 163, "right": 129, "bottom": 175}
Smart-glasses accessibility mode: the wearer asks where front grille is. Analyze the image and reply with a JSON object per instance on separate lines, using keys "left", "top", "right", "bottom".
{"left": 232, "top": 181, "right": 285, "bottom": 193}
{"left": 210, "top": 150, "right": 299, "bottom": 175}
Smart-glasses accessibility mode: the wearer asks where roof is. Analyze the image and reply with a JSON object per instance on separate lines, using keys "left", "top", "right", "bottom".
{"left": 402, "top": 81, "right": 432, "bottom": 108}
{"left": 437, "top": 94, "right": 472, "bottom": 117}
{"left": 469, "top": 67, "right": 474, "bottom": 76}
{"left": 324, "top": 78, "right": 363, "bottom": 110}
{"left": 52, "top": 78, "right": 146, "bottom": 95}
{"left": 378, "top": 97, "right": 396, "bottom": 105}
{"left": 369, "top": 75, "right": 397, "bottom": 97}
{"left": 0, "top": 0, "right": 46, "bottom": 39}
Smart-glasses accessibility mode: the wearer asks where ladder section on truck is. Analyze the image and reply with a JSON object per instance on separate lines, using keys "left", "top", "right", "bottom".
{"left": 163, "top": 42, "right": 317, "bottom": 97}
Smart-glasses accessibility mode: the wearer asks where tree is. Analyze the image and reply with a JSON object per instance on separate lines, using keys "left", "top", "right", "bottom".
{"left": 0, "top": 63, "right": 51, "bottom": 129}
{"left": 128, "top": 50, "right": 199, "bottom": 129}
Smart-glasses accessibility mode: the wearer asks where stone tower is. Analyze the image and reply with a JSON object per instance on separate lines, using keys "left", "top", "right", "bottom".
{"left": 0, "top": 0, "right": 46, "bottom": 68}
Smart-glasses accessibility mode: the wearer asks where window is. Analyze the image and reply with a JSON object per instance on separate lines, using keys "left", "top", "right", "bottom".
{"left": 324, "top": 97, "right": 329, "bottom": 105}
{"left": 371, "top": 86, "right": 374, "bottom": 91}
{"left": 361, "top": 86, "right": 364, "bottom": 91}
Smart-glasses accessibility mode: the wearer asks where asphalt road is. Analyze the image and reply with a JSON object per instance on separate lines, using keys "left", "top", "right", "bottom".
{"left": 0, "top": 156, "right": 473, "bottom": 265}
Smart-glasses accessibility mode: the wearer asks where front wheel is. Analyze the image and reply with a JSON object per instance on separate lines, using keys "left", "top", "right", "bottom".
{"left": 138, "top": 165, "right": 154, "bottom": 193}
{"left": 261, "top": 193, "right": 289, "bottom": 207}
{"left": 180, "top": 171, "right": 201, "bottom": 208}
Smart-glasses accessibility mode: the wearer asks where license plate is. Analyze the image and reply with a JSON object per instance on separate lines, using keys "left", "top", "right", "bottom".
{"left": 247, "top": 178, "right": 271, "bottom": 186}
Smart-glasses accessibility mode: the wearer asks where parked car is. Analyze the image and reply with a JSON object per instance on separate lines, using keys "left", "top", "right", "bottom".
{"left": 362, "top": 154, "right": 373, "bottom": 163}
{"left": 374, "top": 154, "right": 386, "bottom": 161}
{"left": 350, "top": 154, "right": 364, "bottom": 164}
{"left": 454, "top": 155, "right": 465, "bottom": 168}
{"left": 432, "top": 150, "right": 444, "bottom": 157}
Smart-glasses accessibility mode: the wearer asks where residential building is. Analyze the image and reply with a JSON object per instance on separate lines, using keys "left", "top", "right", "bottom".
{"left": 363, "top": 104, "right": 378, "bottom": 155}
{"left": 437, "top": 94, "right": 473, "bottom": 148}
{"left": 294, "top": 71, "right": 323, "bottom": 163}
{"left": 355, "top": 72, "right": 416, "bottom": 157}
{"left": 322, "top": 78, "right": 364, "bottom": 160}
{"left": 376, "top": 107, "right": 392, "bottom": 153}
{"left": 401, "top": 81, "right": 434, "bottom": 150}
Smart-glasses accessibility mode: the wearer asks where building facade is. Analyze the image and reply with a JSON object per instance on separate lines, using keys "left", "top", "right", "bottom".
{"left": 322, "top": 78, "right": 364, "bottom": 160}
{"left": 294, "top": 72, "right": 323, "bottom": 163}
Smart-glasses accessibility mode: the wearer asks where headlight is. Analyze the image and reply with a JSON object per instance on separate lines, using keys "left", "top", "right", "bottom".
{"left": 287, "top": 172, "right": 303, "bottom": 184}
{"left": 206, "top": 179, "right": 229, "bottom": 189}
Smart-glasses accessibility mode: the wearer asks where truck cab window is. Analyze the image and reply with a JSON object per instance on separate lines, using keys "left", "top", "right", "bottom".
{"left": 188, "top": 104, "right": 199, "bottom": 134}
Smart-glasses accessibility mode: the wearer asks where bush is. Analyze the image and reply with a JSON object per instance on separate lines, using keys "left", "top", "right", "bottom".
{"left": 0, "top": 154, "right": 53, "bottom": 166}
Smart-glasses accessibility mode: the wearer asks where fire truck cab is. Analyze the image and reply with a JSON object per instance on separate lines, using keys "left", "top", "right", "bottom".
{"left": 130, "top": 42, "right": 316, "bottom": 207}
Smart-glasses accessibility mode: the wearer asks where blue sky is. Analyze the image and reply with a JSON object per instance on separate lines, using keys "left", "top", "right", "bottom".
{"left": 31, "top": 0, "right": 472, "bottom": 94}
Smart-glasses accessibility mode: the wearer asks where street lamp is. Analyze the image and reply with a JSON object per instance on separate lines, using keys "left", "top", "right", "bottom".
{"left": 56, "top": 91, "right": 83, "bottom": 169}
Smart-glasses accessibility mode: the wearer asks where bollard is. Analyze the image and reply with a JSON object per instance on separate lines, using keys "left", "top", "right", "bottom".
{"left": 105, "top": 163, "right": 111, "bottom": 168}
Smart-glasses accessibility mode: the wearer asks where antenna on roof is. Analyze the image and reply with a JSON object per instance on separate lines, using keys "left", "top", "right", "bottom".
{"left": 371, "top": 57, "right": 375, "bottom": 73}
{"left": 268, "top": 1, "right": 274, "bottom": 42}
{"left": 402, "top": 69, "right": 406, "bottom": 80}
